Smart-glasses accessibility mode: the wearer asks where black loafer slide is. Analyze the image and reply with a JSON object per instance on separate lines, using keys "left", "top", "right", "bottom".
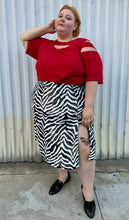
{"left": 81, "top": 185, "right": 96, "bottom": 218}
{"left": 49, "top": 171, "right": 71, "bottom": 195}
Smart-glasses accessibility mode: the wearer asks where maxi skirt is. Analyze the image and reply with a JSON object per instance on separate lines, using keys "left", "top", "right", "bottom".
{"left": 32, "top": 81, "right": 96, "bottom": 170}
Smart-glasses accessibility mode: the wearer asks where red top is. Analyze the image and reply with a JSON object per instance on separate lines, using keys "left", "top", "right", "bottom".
{"left": 26, "top": 37, "right": 103, "bottom": 85}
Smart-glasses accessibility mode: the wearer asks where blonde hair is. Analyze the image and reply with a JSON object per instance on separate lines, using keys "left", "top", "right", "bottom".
{"left": 59, "top": 4, "right": 81, "bottom": 37}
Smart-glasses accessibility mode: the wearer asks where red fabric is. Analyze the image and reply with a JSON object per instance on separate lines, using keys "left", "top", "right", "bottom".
{"left": 81, "top": 51, "right": 103, "bottom": 83}
{"left": 26, "top": 37, "right": 103, "bottom": 85}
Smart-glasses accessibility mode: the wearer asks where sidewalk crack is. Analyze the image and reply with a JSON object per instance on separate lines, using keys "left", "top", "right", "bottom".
{"left": 94, "top": 186, "right": 104, "bottom": 220}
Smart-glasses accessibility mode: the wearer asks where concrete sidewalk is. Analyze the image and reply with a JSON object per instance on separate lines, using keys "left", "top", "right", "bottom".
{"left": 0, "top": 159, "right": 129, "bottom": 220}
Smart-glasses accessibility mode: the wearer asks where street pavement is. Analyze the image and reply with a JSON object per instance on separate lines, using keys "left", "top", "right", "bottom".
{"left": 0, "top": 159, "right": 129, "bottom": 220}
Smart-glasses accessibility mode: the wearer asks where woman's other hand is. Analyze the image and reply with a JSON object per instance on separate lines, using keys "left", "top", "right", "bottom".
{"left": 82, "top": 106, "right": 93, "bottom": 127}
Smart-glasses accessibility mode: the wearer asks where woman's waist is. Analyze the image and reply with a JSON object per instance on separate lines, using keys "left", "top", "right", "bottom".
{"left": 37, "top": 73, "right": 86, "bottom": 86}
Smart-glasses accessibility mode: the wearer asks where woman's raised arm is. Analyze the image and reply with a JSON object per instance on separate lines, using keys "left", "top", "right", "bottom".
{"left": 20, "top": 19, "right": 56, "bottom": 50}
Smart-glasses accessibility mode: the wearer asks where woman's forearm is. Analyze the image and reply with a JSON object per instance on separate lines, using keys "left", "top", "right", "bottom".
{"left": 20, "top": 25, "right": 49, "bottom": 41}
{"left": 20, "top": 20, "right": 56, "bottom": 49}
{"left": 84, "top": 81, "right": 98, "bottom": 109}
{"left": 20, "top": 19, "right": 56, "bottom": 42}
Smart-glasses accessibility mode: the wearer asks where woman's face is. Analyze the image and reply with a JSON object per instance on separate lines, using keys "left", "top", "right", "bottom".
{"left": 55, "top": 9, "right": 77, "bottom": 36}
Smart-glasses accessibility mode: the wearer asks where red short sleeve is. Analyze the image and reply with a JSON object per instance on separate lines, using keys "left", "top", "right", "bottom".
{"left": 79, "top": 38, "right": 96, "bottom": 49}
{"left": 81, "top": 51, "right": 103, "bottom": 84}
{"left": 26, "top": 37, "right": 48, "bottom": 60}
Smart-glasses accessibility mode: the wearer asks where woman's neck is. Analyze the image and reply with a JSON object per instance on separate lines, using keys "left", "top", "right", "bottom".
{"left": 57, "top": 34, "right": 75, "bottom": 42}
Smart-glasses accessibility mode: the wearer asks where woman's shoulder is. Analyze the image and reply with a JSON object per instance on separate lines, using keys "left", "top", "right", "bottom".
{"left": 31, "top": 37, "right": 55, "bottom": 45}
{"left": 76, "top": 37, "right": 89, "bottom": 42}
{"left": 37, "top": 37, "right": 54, "bottom": 44}
{"left": 75, "top": 38, "right": 95, "bottom": 49}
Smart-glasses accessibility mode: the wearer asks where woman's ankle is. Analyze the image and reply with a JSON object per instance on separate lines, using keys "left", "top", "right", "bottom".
{"left": 58, "top": 169, "right": 68, "bottom": 183}
{"left": 82, "top": 186, "right": 94, "bottom": 201}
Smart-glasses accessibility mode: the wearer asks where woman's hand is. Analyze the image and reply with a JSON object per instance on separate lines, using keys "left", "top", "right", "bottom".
{"left": 46, "top": 19, "right": 56, "bottom": 34}
{"left": 82, "top": 106, "right": 93, "bottom": 127}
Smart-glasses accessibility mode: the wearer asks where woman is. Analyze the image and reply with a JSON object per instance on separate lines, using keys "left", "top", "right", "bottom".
{"left": 20, "top": 4, "right": 103, "bottom": 218}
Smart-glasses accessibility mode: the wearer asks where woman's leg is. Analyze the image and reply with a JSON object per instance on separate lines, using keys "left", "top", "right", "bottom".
{"left": 76, "top": 124, "right": 96, "bottom": 201}
{"left": 57, "top": 168, "right": 68, "bottom": 183}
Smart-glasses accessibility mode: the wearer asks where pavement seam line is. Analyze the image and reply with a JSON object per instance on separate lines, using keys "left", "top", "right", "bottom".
{"left": 94, "top": 187, "right": 104, "bottom": 220}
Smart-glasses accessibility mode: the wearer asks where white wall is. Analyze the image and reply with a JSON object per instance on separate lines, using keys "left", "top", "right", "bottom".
{"left": 0, "top": 0, "right": 129, "bottom": 162}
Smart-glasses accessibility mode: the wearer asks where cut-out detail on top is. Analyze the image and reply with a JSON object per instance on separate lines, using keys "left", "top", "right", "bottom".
{"left": 54, "top": 45, "right": 70, "bottom": 49}
{"left": 81, "top": 47, "right": 97, "bottom": 53}
{"left": 85, "top": 40, "right": 90, "bottom": 43}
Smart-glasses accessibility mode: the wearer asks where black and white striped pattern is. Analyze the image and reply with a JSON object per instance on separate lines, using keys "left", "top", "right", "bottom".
{"left": 32, "top": 81, "right": 96, "bottom": 170}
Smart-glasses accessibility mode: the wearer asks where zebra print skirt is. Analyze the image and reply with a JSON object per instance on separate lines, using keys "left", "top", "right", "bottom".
{"left": 32, "top": 81, "right": 96, "bottom": 170}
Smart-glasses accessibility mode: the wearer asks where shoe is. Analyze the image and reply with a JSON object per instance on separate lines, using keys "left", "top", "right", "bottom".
{"left": 81, "top": 185, "right": 96, "bottom": 218}
{"left": 49, "top": 171, "right": 71, "bottom": 195}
